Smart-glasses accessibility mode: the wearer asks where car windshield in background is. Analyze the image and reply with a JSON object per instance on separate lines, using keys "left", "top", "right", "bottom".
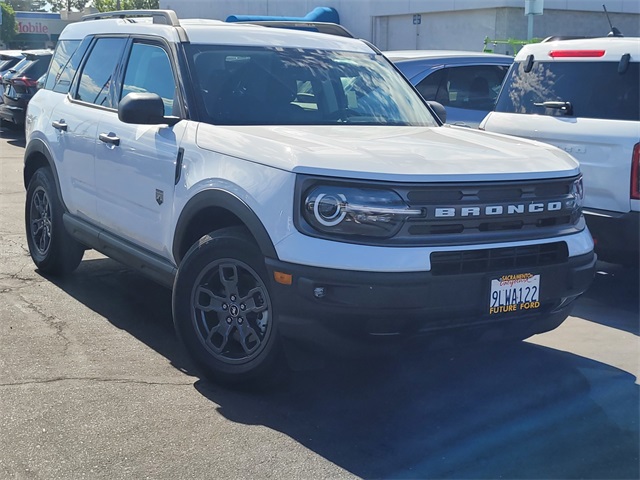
{"left": 0, "top": 58, "right": 19, "bottom": 71}
{"left": 188, "top": 45, "right": 438, "bottom": 126}
{"left": 5, "top": 57, "right": 30, "bottom": 75}
{"left": 496, "top": 61, "right": 639, "bottom": 121}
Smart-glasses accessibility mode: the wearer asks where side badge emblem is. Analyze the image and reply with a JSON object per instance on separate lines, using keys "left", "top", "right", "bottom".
{"left": 156, "top": 189, "right": 164, "bottom": 205}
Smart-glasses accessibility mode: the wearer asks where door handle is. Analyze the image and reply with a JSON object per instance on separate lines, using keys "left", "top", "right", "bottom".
{"left": 52, "top": 120, "right": 67, "bottom": 131}
{"left": 99, "top": 132, "right": 120, "bottom": 146}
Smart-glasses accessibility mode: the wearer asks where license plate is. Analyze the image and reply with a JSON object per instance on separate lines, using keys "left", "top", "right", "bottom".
{"left": 489, "top": 273, "right": 540, "bottom": 314}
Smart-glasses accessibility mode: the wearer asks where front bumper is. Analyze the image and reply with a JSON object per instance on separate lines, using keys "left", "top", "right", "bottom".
{"left": 584, "top": 208, "right": 639, "bottom": 265}
{"left": 266, "top": 250, "right": 596, "bottom": 349}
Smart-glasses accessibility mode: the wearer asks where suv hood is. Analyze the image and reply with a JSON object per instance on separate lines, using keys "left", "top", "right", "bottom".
{"left": 196, "top": 124, "right": 579, "bottom": 182}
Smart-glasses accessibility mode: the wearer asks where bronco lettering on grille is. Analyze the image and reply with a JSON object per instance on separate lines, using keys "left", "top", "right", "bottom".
{"left": 433, "top": 202, "right": 563, "bottom": 218}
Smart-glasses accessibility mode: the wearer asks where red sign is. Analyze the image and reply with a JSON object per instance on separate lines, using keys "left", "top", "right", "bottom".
{"left": 18, "top": 22, "right": 49, "bottom": 34}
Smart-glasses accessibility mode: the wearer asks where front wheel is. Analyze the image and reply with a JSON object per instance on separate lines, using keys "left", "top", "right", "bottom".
{"left": 172, "top": 227, "right": 283, "bottom": 385}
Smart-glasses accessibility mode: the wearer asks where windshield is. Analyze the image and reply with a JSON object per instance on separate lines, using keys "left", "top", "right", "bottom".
{"left": 187, "top": 45, "right": 438, "bottom": 126}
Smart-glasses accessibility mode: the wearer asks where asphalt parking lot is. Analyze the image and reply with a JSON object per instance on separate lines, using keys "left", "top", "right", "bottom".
{"left": 1, "top": 126, "right": 638, "bottom": 479}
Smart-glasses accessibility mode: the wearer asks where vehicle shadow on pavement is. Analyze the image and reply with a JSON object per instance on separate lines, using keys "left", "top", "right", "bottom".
{"left": 44, "top": 256, "right": 639, "bottom": 480}
{"left": 571, "top": 261, "right": 639, "bottom": 335}
{"left": 0, "top": 126, "right": 25, "bottom": 147}
{"left": 42, "top": 256, "right": 195, "bottom": 376}
{"left": 196, "top": 343, "right": 639, "bottom": 479}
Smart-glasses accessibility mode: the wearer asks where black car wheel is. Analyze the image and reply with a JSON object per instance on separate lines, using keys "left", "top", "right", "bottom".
{"left": 173, "top": 227, "right": 283, "bottom": 385}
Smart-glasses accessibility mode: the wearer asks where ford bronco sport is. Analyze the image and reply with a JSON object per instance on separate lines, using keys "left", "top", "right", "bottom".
{"left": 24, "top": 10, "right": 595, "bottom": 384}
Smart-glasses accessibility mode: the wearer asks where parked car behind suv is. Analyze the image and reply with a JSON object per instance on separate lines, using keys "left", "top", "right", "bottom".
{"left": 386, "top": 50, "right": 512, "bottom": 128}
{"left": 481, "top": 37, "right": 639, "bottom": 265}
{"left": 0, "top": 51, "right": 25, "bottom": 102}
{"left": 24, "top": 10, "right": 595, "bottom": 385}
{"left": 0, "top": 50, "right": 51, "bottom": 127}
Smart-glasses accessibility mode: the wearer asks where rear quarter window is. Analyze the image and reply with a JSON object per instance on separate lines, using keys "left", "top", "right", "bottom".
{"left": 496, "top": 61, "right": 639, "bottom": 121}
{"left": 45, "top": 39, "right": 84, "bottom": 93}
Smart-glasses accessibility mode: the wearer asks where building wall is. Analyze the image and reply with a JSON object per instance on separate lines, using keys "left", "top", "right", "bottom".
{"left": 159, "top": 0, "right": 640, "bottom": 52}
{"left": 375, "top": 9, "right": 501, "bottom": 51}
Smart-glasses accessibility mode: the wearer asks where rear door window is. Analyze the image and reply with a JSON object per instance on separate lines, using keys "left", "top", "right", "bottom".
{"left": 496, "top": 61, "right": 639, "bottom": 121}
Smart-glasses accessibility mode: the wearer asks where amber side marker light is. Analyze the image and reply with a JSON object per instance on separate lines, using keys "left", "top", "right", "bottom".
{"left": 548, "top": 50, "right": 605, "bottom": 58}
{"left": 274, "top": 271, "right": 293, "bottom": 285}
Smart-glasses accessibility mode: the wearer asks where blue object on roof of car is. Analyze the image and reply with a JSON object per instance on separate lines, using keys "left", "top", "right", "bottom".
{"left": 226, "top": 6, "right": 340, "bottom": 24}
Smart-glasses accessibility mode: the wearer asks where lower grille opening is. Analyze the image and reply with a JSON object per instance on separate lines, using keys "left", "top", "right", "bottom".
{"left": 431, "top": 242, "right": 569, "bottom": 275}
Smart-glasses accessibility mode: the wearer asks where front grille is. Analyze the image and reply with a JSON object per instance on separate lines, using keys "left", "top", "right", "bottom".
{"left": 430, "top": 242, "right": 569, "bottom": 275}
{"left": 295, "top": 175, "right": 583, "bottom": 247}
{"left": 393, "top": 177, "right": 582, "bottom": 245}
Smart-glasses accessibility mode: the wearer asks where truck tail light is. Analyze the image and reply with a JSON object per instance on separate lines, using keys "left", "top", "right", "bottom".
{"left": 548, "top": 50, "right": 605, "bottom": 58}
{"left": 631, "top": 143, "right": 640, "bottom": 200}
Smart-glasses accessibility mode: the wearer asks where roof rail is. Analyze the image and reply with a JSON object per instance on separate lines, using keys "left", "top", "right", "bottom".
{"left": 81, "top": 9, "right": 180, "bottom": 26}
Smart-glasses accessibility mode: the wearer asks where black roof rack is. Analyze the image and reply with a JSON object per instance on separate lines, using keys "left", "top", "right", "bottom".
{"left": 81, "top": 9, "right": 180, "bottom": 26}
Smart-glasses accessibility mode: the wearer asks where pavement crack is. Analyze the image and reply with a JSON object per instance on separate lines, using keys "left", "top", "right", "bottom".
{"left": 0, "top": 236, "right": 31, "bottom": 256}
{"left": 17, "top": 294, "right": 71, "bottom": 354}
{"left": 0, "top": 271, "right": 38, "bottom": 285}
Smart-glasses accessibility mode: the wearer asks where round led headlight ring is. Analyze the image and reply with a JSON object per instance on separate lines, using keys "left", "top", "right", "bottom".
{"left": 313, "top": 193, "right": 347, "bottom": 226}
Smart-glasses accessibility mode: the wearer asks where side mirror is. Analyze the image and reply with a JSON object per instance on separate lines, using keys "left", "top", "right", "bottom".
{"left": 118, "top": 92, "right": 180, "bottom": 126}
{"left": 427, "top": 100, "right": 447, "bottom": 124}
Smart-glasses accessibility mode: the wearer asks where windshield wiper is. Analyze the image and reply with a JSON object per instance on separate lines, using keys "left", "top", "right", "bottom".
{"left": 533, "top": 101, "right": 573, "bottom": 115}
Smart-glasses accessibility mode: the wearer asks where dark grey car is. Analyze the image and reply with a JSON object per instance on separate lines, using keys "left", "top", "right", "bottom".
{"left": 0, "top": 50, "right": 52, "bottom": 127}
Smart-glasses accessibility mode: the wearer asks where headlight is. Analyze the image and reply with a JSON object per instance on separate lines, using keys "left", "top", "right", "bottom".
{"left": 568, "top": 176, "right": 584, "bottom": 211}
{"left": 302, "top": 185, "right": 422, "bottom": 238}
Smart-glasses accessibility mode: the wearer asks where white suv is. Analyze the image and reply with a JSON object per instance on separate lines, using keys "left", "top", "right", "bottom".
{"left": 481, "top": 37, "right": 639, "bottom": 266}
{"left": 24, "top": 10, "right": 595, "bottom": 384}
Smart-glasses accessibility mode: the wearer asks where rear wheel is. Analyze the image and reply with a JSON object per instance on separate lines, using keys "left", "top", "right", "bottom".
{"left": 25, "top": 167, "right": 84, "bottom": 275}
{"left": 172, "top": 227, "right": 283, "bottom": 385}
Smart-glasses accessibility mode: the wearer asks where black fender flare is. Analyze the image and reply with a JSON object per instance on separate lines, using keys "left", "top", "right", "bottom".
{"left": 23, "top": 138, "right": 68, "bottom": 209}
{"left": 172, "top": 189, "right": 278, "bottom": 263}
{"left": 24, "top": 138, "right": 56, "bottom": 187}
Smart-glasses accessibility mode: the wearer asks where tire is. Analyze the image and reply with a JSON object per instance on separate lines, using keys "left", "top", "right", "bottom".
{"left": 25, "top": 167, "right": 84, "bottom": 275}
{"left": 172, "top": 226, "right": 283, "bottom": 386}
